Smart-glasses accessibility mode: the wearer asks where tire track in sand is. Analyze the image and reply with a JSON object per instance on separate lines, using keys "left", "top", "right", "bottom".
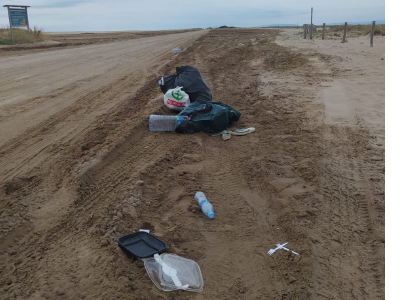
{"left": 0, "top": 30, "right": 205, "bottom": 183}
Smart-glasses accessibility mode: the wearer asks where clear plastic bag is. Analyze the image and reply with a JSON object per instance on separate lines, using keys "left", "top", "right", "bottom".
{"left": 143, "top": 254, "right": 204, "bottom": 292}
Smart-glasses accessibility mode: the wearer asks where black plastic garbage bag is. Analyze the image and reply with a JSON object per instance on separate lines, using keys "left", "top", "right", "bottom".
{"left": 175, "top": 101, "right": 241, "bottom": 134}
{"left": 158, "top": 66, "right": 212, "bottom": 102}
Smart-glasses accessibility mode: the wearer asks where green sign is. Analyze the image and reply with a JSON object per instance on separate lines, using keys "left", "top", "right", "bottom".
{"left": 10, "top": 9, "right": 28, "bottom": 26}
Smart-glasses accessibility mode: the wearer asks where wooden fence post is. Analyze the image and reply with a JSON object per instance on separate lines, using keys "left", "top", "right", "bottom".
{"left": 322, "top": 23, "right": 325, "bottom": 40}
{"left": 310, "top": 7, "right": 313, "bottom": 40}
{"left": 303, "top": 24, "right": 307, "bottom": 39}
{"left": 370, "top": 21, "right": 376, "bottom": 47}
{"left": 342, "top": 22, "right": 347, "bottom": 43}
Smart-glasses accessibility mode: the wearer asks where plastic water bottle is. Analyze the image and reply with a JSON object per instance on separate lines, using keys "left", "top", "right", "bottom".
{"left": 149, "top": 115, "right": 189, "bottom": 132}
{"left": 149, "top": 115, "right": 176, "bottom": 131}
{"left": 194, "top": 192, "right": 214, "bottom": 219}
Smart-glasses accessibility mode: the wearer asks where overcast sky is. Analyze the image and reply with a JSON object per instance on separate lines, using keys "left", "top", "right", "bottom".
{"left": 0, "top": 0, "right": 385, "bottom": 31}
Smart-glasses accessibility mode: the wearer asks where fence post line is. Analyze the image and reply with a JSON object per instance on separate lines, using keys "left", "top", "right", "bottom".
{"left": 370, "top": 21, "right": 376, "bottom": 47}
{"left": 322, "top": 23, "right": 325, "bottom": 40}
{"left": 303, "top": 24, "right": 307, "bottom": 39}
{"left": 342, "top": 22, "right": 347, "bottom": 43}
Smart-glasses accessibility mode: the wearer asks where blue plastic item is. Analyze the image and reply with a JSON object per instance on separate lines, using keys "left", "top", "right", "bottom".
{"left": 194, "top": 192, "right": 214, "bottom": 219}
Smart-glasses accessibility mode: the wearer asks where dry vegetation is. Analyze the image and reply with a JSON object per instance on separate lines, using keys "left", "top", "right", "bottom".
{"left": 0, "top": 26, "right": 49, "bottom": 45}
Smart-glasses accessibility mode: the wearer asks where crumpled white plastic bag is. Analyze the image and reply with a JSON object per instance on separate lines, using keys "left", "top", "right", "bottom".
{"left": 164, "top": 86, "right": 190, "bottom": 111}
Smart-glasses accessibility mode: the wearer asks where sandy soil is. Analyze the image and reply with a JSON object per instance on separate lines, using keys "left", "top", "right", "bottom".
{"left": 0, "top": 28, "right": 384, "bottom": 299}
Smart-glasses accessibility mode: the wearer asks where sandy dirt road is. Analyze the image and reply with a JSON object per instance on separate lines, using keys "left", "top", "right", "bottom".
{"left": 0, "top": 29, "right": 202, "bottom": 57}
{"left": 0, "top": 29, "right": 384, "bottom": 299}
{"left": 0, "top": 30, "right": 204, "bottom": 183}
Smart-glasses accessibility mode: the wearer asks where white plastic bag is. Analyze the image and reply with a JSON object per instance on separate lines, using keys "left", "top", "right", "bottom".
{"left": 164, "top": 87, "right": 190, "bottom": 111}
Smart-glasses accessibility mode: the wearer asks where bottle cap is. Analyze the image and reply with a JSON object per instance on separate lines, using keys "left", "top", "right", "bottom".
{"left": 207, "top": 211, "right": 214, "bottom": 219}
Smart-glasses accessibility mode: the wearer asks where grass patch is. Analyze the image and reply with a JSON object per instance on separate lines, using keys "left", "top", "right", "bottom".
{"left": 0, "top": 39, "right": 15, "bottom": 45}
{"left": 0, "top": 26, "right": 49, "bottom": 45}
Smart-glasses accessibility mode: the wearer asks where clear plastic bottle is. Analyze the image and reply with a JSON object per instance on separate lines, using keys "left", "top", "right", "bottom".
{"left": 194, "top": 192, "right": 214, "bottom": 219}
{"left": 149, "top": 115, "right": 177, "bottom": 131}
{"left": 149, "top": 115, "right": 189, "bottom": 132}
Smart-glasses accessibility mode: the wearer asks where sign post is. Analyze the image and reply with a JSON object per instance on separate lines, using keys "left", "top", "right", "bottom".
{"left": 3, "top": 5, "right": 31, "bottom": 42}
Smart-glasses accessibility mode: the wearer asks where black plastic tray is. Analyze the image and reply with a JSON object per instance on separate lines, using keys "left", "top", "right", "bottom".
{"left": 116, "top": 232, "right": 167, "bottom": 260}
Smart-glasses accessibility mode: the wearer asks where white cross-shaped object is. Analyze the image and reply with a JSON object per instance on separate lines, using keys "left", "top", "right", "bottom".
{"left": 268, "top": 242, "right": 289, "bottom": 255}
{"left": 268, "top": 242, "right": 299, "bottom": 256}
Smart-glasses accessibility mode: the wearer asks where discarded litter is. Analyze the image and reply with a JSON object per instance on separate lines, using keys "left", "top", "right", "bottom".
{"left": 117, "top": 231, "right": 167, "bottom": 260}
{"left": 149, "top": 115, "right": 176, "bottom": 131}
{"left": 164, "top": 86, "right": 190, "bottom": 111}
{"left": 149, "top": 115, "right": 189, "bottom": 132}
{"left": 149, "top": 100, "right": 241, "bottom": 134}
{"left": 195, "top": 191, "right": 214, "bottom": 219}
{"left": 144, "top": 253, "right": 204, "bottom": 292}
{"left": 172, "top": 48, "right": 181, "bottom": 53}
{"left": 268, "top": 242, "right": 299, "bottom": 256}
{"left": 234, "top": 128, "right": 256, "bottom": 135}
{"left": 158, "top": 66, "right": 212, "bottom": 103}
{"left": 176, "top": 101, "right": 241, "bottom": 133}
{"left": 117, "top": 232, "right": 204, "bottom": 292}
{"left": 156, "top": 66, "right": 241, "bottom": 134}
{"left": 268, "top": 242, "right": 289, "bottom": 255}
{"left": 212, "top": 127, "right": 256, "bottom": 141}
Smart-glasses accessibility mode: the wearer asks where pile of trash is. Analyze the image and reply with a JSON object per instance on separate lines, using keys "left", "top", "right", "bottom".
{"left": 159, "top": 66, "right": 212, "bottom": 104}
{"left": 116, "top": 192, "right": 214, "bottom": 292}
{"left": 116, "top": 194, "right": 300, "bottom": 293}
{"left": 152, "top": 66, "right": 243, "bottom": 135}
{"left": 117, "top": 230, "right": 204, "bottom": 292}
{"left": 115, "top": 65, "right": 299, "bottom": 294}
